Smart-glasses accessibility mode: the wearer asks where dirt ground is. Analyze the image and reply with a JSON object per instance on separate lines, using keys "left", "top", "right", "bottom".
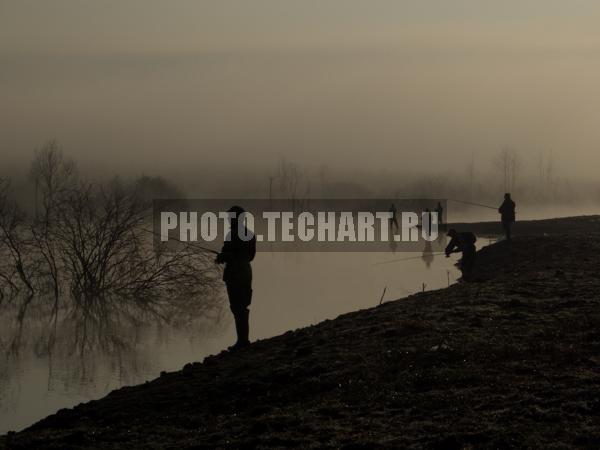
{"left": 2, "top": 217, "right": 600, "bottom": 449}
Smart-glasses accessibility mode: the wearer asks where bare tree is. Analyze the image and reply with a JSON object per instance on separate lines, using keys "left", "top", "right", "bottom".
{"left": 494, "top": 148, "right": 519, "bottom": 193}
{"left": 0, "top": 179, "right": 35, "bottom": 297}
{"left": 275, "top": 158, "right": 312, "bottom": 211}
{"left": 3, "top": 145, "right": 221, "bottom": 313}
{"left": 29, "top": 140, "right": 77, "bottom": 221}
{"left": 28, "top": 141, "right": 78, "bottom": 300}
{"left": 539, "top": 150, "right": 556, "bottom": 200}
{"left": 50, "top": 178, "right": 221, "bottom": 302}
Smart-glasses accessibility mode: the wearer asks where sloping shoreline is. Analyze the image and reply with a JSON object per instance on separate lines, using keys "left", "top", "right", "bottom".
{"left": 3, "top": 218, "right": 600, "bottom": 449}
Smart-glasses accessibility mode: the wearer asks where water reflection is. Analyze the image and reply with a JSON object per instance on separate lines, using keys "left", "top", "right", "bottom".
{"left": 0, "top": 289, "right": 227, "bottom": 433}
{"left": 421, "top": 241, "right": 434, "bottom": 268}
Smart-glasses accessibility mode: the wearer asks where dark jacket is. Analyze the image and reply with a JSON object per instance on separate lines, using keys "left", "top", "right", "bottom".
{"left": 499, "top": 199, "right": 516, "bottom": 223}
{"left": 445, "top": 232, "right": 477, "bottom": 256}
{"left": 218, "top": 226, "right": 256, "bottom": 285}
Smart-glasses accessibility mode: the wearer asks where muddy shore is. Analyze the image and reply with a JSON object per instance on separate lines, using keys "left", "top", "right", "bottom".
{"left": 2, "top": 216, "right": 600, "bottom": 449}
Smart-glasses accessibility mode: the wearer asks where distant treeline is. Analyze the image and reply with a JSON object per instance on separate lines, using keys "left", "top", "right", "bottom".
{"left": 258, "top": 150, "right": 594, "bottom": 206}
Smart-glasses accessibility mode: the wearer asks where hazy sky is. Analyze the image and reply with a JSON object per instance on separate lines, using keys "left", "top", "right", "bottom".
{"left": 2, "top": 1, "right": 600, "bottom": 178}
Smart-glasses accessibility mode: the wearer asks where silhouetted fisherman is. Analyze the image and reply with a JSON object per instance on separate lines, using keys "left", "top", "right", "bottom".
{"left": 389, "top": 203, "right": 398, "bottom": 230}
{"left": 216, "top": 205, "right": 256, "bottom": 351}
{"left": 445, "top": 229, "right": 477, "bottom": 281}
{"left": 435, "top": 201, "right": 444, "bottom": 225}
{"left": 498, "top": 193, "right": 516, "bottom": 241}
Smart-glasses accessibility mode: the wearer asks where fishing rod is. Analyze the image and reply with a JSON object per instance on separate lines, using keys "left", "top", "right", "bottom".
{"left": 133, "top": 204, "right": 220, "bottom": 255}
{"left": 447, "top": 199, "right": 498, "bottom": 210}
{"left": 373, "top": 252, "right": 447, "bottom": 266}
{"left": 139, "top": 227, "right": 220, "bottom": 255}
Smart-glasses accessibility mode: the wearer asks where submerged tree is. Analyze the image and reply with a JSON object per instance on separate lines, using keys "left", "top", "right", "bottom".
{"left": 52, "top": 177, "right": 221, "bottom": 301}
{"left": 1, "top": 142, "right": 222, "bottom": 307}
{"left": 0, "top": 179, "right": 36, "bottom": 297}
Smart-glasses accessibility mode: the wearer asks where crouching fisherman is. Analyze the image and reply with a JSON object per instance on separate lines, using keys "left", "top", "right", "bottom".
{"left": 216, "top": 205, "right": 256, "bottom": 351}
{"left": 445, "top": 229, "right": 477, "bottom": 281}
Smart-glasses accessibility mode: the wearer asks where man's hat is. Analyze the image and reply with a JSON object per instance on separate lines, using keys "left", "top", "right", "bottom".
{"left": 227, "top": 205, "right": 245, "bottom": 221}
{"left": 447, "top": 228, "right": 457, "bottom": 237}
{"left": 228, "top": 205, "right": 245, "bottom": 214}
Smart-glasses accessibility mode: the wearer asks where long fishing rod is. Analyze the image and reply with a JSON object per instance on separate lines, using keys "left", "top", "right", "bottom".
{"left": 373, "top": 252, "right": 447, "bottom": 266}
{"left": 134, "top": 204, "right": 220, "bottom": 255}
{"left": 139, "top": 227, "right": 220, "bottom": 255}
{"left": 447, "top": 199, "right": 498, "bottom": 210}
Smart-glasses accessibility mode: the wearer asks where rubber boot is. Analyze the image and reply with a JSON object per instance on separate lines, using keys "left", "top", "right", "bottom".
{"left": 229, "top": 309, "right": 250, "bottom": 351}
{"left": 239, "top": 309, "right": 250, "bottom": 346}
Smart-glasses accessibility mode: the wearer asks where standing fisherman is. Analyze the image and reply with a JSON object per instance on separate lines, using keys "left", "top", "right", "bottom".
{"left": 423, "top": 208, "right": 433, "bottom": 237}
{"left": 216, "top": 205, "right": 256, "bottom": 351}
{"left": 445, "top": 229, "right": 477, "bottom": 281}
{"left": 498, "top": 193, "right": 516, "bottom": 241}
{"left": 389, "top": 203, "right": 399, "bottom": 231}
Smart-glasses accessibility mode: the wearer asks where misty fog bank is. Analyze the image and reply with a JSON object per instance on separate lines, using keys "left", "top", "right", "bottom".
{"left": 3, "top": 1, "right": 600, "bottom": 206}
{"left": 2, "top": 46, "right": 600, "bottom": 180}
{"left": 2, "top": 144, "right": 599, "bottom": 224}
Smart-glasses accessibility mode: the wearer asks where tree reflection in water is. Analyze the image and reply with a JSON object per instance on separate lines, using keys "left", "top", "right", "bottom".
{"left": 0, "top": 283, "right": 227, "bottom": 423}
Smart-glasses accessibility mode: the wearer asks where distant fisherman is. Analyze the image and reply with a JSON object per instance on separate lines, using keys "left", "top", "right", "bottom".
{"left": 216, "top": 205, "right": 256, "bottom": 351}
{"left": 498, "top": 193, "right": 516, "bottom": 241}
{"left": 445, "top": 229, "right": 477, "bottom": 281}
{"left": 389, "top": 203, "right": 398, "bottom": 230}
{"left": 435, "top": 201, "right": 444, "bottom": 225}
{"left": 423, "top": 208, "right": 433, "bottom": 237}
